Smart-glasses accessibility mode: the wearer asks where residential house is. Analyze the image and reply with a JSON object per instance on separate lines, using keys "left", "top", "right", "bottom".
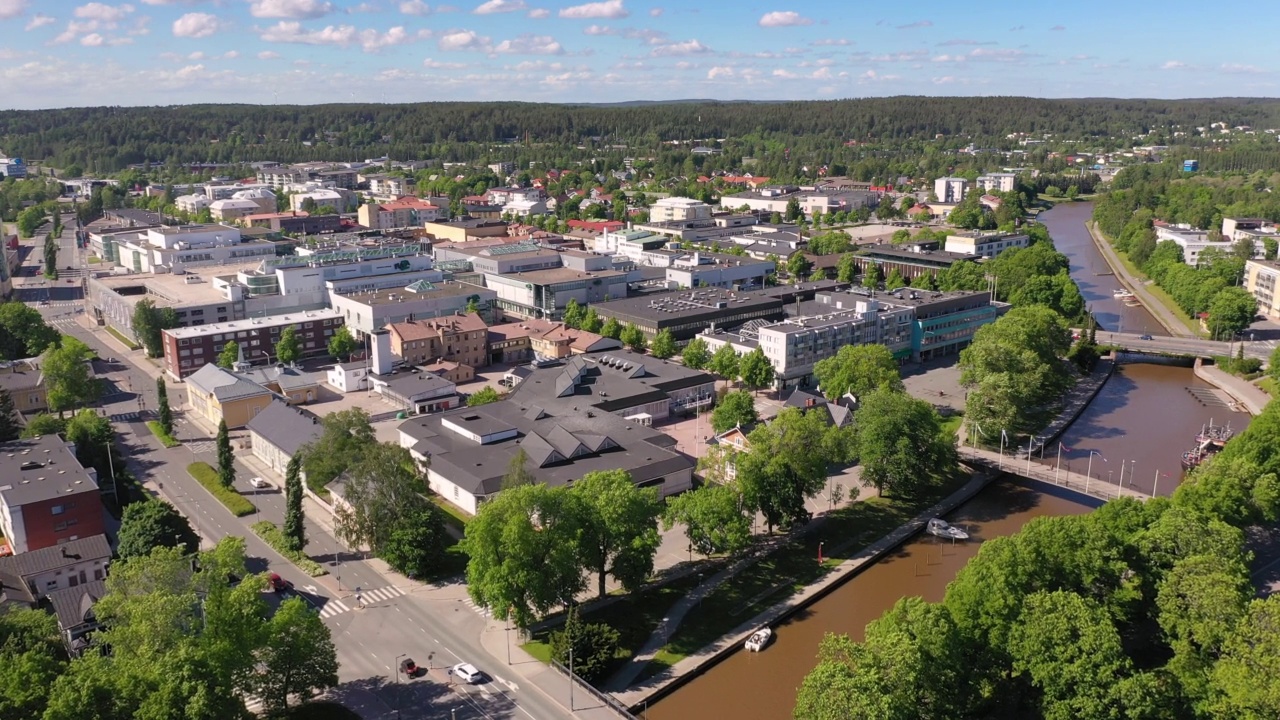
{"left": 47, "top": 579, "right": 108, "bottom": 654}
{"left": 0, "top": 358, "right": 47, "bottom": 416}
{"left": 485, "top": 319, "right": 621, "bottom": 364}
{"left": 326, "top": 363, "right": 371, "bottom": 393}
{"left": 944, "top": 231, "right": 1030, "bottom": 259}
{"left": 0, "top": 534, "right": 111, "bottom": 597}
{"left": 185, "top": 363, "right": 277, "bottom": 429}
{"left": 237, "top": 364, "right": 324, "bottom": 405}
{"left": 370, "top": 371, "right": 458, "bottom": 415}
{"left": 245, "top": 399, "right": 323, "bottom": 478}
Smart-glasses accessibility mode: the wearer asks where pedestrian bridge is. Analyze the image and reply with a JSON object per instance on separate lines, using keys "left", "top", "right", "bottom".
{"left": 962, "top": 446, "right": 1154, "bottom": 502}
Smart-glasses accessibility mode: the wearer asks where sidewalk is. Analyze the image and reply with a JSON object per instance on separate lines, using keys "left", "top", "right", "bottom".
{"left": 1194, "top": 360, "right": 1270, "bottom": 416}
{"left": 1086, "top": 220, "right": 1198, "bottom": 338}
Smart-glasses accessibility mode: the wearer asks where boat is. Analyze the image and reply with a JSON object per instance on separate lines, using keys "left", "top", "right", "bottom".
{"left": 926, "top": 518, "right": 969, "bottom": 541}
{"left": 1113, "top": 289, "right": 1135, "bottom": 299}
{"left": 744, "top": 627, "right": 773, "bottom": 652}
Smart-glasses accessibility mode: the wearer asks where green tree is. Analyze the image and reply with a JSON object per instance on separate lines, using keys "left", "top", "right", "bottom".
{"left": 462, "top": 483, "right": 586, "bottom": 628}
{"left": 0, "top": 389, "right": 18, "bottom": 442}
{"left": 501, "top": 447, "right": 536, "bottom": 490}
{"left": 1212, "top": 595, "right": 1280, "bottom": 718}
{"left": 1208, "top": 286, "right": 1258, "bottom": 337}
{"left": 572, "top": 469, "right": 661, "bottom": 598}
{"left": 600, "top": 316, "right": 622, "bottom": 340}
{"left": 883, "top": 268, "right": 907, "bottom": 291}
{"left": 787, "top": 252, "right": 814, "bottom": 279}
{"left": 663, "top": 483, "right": 751, "bottom": 557}
{"left": 252, "top": 598, "right": 339, "bottom": 714}
{"left": 681, "top": 336, "right": 710, "bottom": 369}
{"left": 0, "top": 302, "right": 59, "bottom": 360}
{"left": 737, "top": 407, "right": 832, "bottom": 531}
{"left": 16, "top": 206, "right": 43, "bottom": 238}
{"left": 580, "top": 307, "right": 603, "bottom": 333}
{"left": 275, "top": 325, "right": 302, "bottom": 365}
{"left": 1156, "top": 553, "right": 1252, "bottom": 706}
{"left": 785, "top": 197, "right": 801, "bottom": 222}
{"left": 650, "top": 328, "right": 677, "bottom": 359}
{"left": 300, "top": 408, "right": 374, "bottom": 489}
{"left": 738, "top": 347, "right": 775, "bottom": 394}
{"left": 216, "top": 419, "right": 235, "bottom": 488}
{"left": 378, "top": 505, "right": 449, "bottom": 579}
{"left": 326, "top": 325, "right": 357, "bottom": 361}
{"left": 863, "top": 262, "right": 883, "bottom": 287}
{"left": 813, "top": 344, "right": 903, "bottom": 402}
{"left": 711, "top": 389, "right": 758, "bottom": 432}
{"left": 836, "top": 253, "right": 858, "bottom": 283}
{"left": 130, "top": 299, "right": 179, "bottom": 359}
{"left": 217, "top": 340, "right": 239, "bottom": 369}
{"left": 467, "top": 386, "right": 502, "bottom": 406}
{"left": 282, "top": 454, "right": 305, "bottom": 553}
{"left": 333, "top": 442, "right": 429, "bottom": 552}
{"left": 709, "top": 343, "right": 740, "bottom": 383}
{"left": 549, "top": 607, "right": 620, "bottom": 683}
{"left": 960, "top": 305, "right": 1073, "bottom": 437}
{"left": 854, "top": 387, "right": 956, "bottom": 498}
{"left": 620, "top": 322, "right": 647, "bottom": 353}
{"left": 43, "top": 336, "right": 100, "bottom": 413}
{"left": 561, "top": 298, "right": 585, "bottom": 329}
{"left": 117, "top": 499, "right": 199, "bottom": 560}
{"left": 156, "top": 376, "right": 173, "bottom": 436}
{"left": 1269, "top": 345, "right": 1280, "bottom": 386}
{"left": 21, "top": 412, "right": 65, "bottom": 438}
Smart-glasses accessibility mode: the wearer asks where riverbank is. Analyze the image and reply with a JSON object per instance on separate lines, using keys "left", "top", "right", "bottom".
{"left": 1194, "top": 358, "right": 1270, "bottom": 416}
{"left": 612, "top": 467, "right": 1002, "bottom": 712}
{"left": 1085, "top": 220, "right": 1200, "bottom": 338}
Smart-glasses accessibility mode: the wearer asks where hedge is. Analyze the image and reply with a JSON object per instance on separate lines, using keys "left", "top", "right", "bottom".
{"left": 186, "top": 462, "right": 256, "bottom": 517}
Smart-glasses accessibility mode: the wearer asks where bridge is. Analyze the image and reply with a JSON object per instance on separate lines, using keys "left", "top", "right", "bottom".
{"left": 1095, "top": 330, "right": 1269, "bottom": 361}
{"left": 962, "top": 446, "right": 1155, "bottom": 502}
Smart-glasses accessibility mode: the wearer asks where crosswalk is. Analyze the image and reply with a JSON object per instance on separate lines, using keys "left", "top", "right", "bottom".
{"left": 185, "top": 439, "right": 216, "bottom": 455}
{"left": 47, "top": 315, "right": 80, "bottom": 329}
{"left": 461, "top": 596, "right": 493, "bottom": 618}
{"left": 108, "top": 411, "right": 143, "bottom": 423}
{"left": 317, "top": 585, "right": 406, "bottom": 618}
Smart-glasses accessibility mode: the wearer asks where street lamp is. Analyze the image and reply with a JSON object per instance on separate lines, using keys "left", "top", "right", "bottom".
{"left": 394, "top": 653, "right": 407, "bottom": 719}
{"left": 1086, "top": 450, "right": 1103, "bottom": 494}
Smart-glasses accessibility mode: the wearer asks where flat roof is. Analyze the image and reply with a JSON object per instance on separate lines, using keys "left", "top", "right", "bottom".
{"left": 858, "top": 243, "right": 979, "bottom": 263}
{"left": 336, "top": 281, "right": 486, "bottom": 305}
{"left": 592, "top": 287, "right": 781, "bottom": 322}
{"left": 501, "top": 267, "right": 626, "bottom": 285}
{"left": 164, "top": 308, "right": 343, "bottom": 339}
{"left": 151, "top": 223, "right": 239, "bottom": 236}
{"left": 0, "top": 435, "right": 99, "bottom": 507}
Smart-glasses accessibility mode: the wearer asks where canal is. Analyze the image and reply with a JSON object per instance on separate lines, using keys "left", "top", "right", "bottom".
{"left": 643, "top": 202, "right": 1250, "bottom": 719}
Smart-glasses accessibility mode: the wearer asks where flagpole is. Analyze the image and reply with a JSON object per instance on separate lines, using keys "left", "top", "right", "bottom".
{"left": 999, "top": 430, "right": 1006, "bottom": 470}
{"left": 1055, "top": 443, "right": 1062, "bottom": 484}
{"left": 1152, "top": 468, "right": 1159, "bottom": 498}
{"left": 1026, "top": 436, "right": 1033, "bottom": 476}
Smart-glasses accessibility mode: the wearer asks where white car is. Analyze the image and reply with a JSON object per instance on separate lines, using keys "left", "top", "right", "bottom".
{"left": 249, "top": 477, "right": 269, "bottom": 489}
{"left": 451, "top": 663, "right": 483, "bottom": 684}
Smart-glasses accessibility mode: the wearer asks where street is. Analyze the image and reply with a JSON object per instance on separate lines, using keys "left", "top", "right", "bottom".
{"left": 11, "top": 223, "right": 576, "bottom": 720}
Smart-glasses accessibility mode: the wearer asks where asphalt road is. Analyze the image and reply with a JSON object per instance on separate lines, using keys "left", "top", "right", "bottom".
{"left": 1103, "top": 330, "right": 1270, "bottom": 360}
{"left": 15, "top": 229, "right": 571, "bottom": 719}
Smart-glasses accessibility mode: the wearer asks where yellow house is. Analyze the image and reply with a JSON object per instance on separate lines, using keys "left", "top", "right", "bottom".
{"left": 185, "top": 363, "right": 277, "bottom": 429}
{"left": 0, "top": 359, "right": 48, "bottom": 416}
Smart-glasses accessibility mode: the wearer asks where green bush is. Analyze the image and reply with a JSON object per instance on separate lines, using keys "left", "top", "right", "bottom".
{"left": 252, "top": 520, "right": 327, "bottom": 577}
{"left": 146, "top": 420, "right": 181, "bottom": 448}
{"left": 186, "top": 462, "right": 256, "bottom": 517}
{"left": 105, "top": 325, "right": 141, "bottom": 350}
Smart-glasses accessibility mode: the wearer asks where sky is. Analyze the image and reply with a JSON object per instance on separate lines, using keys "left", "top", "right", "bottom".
{"left": 0, "top": 0, "right": 1275, "bottom": 108}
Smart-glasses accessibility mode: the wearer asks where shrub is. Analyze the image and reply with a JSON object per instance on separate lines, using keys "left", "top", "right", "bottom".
{"left": 186, "top": 462, "right": 256, "bottom": 517}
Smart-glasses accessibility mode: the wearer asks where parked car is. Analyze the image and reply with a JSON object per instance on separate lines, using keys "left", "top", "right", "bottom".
{"left": 451, "top": 663, "right": 483, "bottom": 684}
{"left": 399, "top": 657, "right": 419, "bottom": 677}
{"left": 249, "top": 477, "right": 269, "bottom": 489}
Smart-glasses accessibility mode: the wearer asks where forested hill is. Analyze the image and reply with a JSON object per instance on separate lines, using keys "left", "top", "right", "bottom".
{"left": 7, "top": 97, "right": 1280, "bottom": 171}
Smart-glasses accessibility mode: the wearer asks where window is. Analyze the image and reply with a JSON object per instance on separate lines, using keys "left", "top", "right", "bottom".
{"left": 51, "top": 505, "right": 64, "bottom": 515}
{"left": 179, "top": 339, "right": 189, "bottom": 346}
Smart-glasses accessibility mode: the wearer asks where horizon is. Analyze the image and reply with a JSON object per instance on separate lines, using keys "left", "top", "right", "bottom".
{"left": 0, "top": 0, "right": 1273, "bottom": 109}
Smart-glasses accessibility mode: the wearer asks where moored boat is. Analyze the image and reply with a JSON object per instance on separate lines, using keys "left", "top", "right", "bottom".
{"left": 744, "top": 627, "right": 773, "bottom": 652}
{"left": 926, "top": 518, "right": 969, "bottom": 540}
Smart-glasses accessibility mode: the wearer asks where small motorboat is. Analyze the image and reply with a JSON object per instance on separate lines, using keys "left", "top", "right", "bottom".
{"left": 744, "top": 627, "right": 773, "bottom": 652}
{"left": 1113, "top": 288, "right": 1135, "bottom": 298}
{"left": 926, "top": 518, "right": 969, "bottom": 541}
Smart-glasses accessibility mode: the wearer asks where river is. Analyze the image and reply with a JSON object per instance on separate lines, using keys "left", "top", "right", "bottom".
{"left": 642, "top": 202, "right": 1246, "bottom": 719}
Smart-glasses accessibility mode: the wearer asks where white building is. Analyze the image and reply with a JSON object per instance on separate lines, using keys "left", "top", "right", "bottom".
{"left": 976, "top": 173, "right": 1017, "bottom": 193}
{"left": 209, "top": 198, "right": 261, "bottom": 222}
{"left": 944, "top": 231, "right": 1029, "bottom": 259}
{"left": 651, "top": 197, "right": 712, "bottom": 223}
{"left": 933, "top": 177, "right": 968, "bottom": 203}
{"left": 502, "top": 198, "right": 551, "bottom": 217}
{"left": 175, "top": 194, "right": 211, "bottom": 214}
{"left": 291, "top": 188, "right": 348, "bottom": 213}
{"left": 666, "top": 252, "right": 774, "bottom": 290}
{"left": 1155, "top": 225, "right": 1246, "bottom": 266}
{"left": 326, "top": 363, "right": 370, "bottom": 393}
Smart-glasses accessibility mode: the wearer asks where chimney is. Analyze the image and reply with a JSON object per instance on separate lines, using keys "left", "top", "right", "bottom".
{"left": 371, "top": 329, "right": 394, "bottom": 376}
{"left": 805, "top": 398, "right": 815, "bottom": 408}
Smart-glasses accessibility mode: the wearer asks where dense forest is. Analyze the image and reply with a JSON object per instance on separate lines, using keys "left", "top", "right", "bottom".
{"left": 8, "top": 97, "right": 1280, "bottom": 174}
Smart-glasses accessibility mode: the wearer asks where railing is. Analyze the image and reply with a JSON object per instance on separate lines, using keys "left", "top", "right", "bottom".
{"left": 549, "top": 660, "right": 639, "bottom": 719}
{"left": 963, "top": 448, "right": 1145, "bottom": 502}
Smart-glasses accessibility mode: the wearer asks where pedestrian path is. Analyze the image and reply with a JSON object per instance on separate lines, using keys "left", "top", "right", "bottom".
{"left": 317, "top": 585, "right": 405, "bottom": 618}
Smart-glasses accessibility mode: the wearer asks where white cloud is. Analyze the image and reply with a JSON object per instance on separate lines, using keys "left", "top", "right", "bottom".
{"left": 399, "top": 0, "right": 430, "bottom": 15}
{"left": 968, "top": 47, "right": 1024, "bottom": 62}
{"left": 810, "top": 38, "right": 848, "bottom": 46}
{"left": 758, "top": 11, "right": 811, "bottom": 28}
{"left": 80, "top": 33, "right": 105, "bottom": 46}
{"left": 221, "top": 50, "right": 240, "bottom": 59}
{"left": 494, "top": 33, "right": 563, "bottom": 54}
{"left": 188, "top": 51, "right": 204, "bottom": 59}
{"left": 651, "top": 38, "right": 708, "bottom": 56}
{"left": 259, "top": 21, "right": 430, "bottom": 51}
{"left": 0, "top": 0, "right": 27, "bottom": 20}
{"left": 706, "top": 66, "right": 734, "bottom": 79}
{"left": 649, "top": 6, "right": 661, "bottom": 16}
{"left": 249, "top": 0, "right": 334, "bottom": 20}
{"left": 26, "top": 13, "right": 56, "bottom": 30}
{"left": 771, "top": 68, "right": 797, "bottom": 79}
{"left": 474, "top": 0, "right": 525, "bottom": 13}
{"left": 1160, "top": 60, "right": 1188, "bottom": 70}
{"left": 527, "top": 7, "right": 548, "bottom": 17}
{"left": 896, "top": 20, "right": 932, "bottom": 29}
{"left": 172, "top": 12, "right": 221, "bottom": 38}
{"left": 1221, "top": 63, "right": 1264, "bottom": 75}
{"left": 558, "top": 0, "right": 626, "bottom": 19}
{"left": 423, "top": 57, "right": 467, "bottom": 68}
{"left": 438, "top": 28, "right": 491, "bottom": 51}
{"left": 74, "top": 3, "right": 134, "bottom": 23}
{"left": 257, "top": 50, "right": 280, "bottom": 58}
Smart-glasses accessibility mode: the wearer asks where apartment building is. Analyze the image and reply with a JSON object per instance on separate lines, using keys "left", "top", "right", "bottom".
{"left": 944, "top": 231, "right": 1029, "bottom": 259}
{"left": 388, "top": 312, "right": 489, "bottom": 368}
{"left": 0, "top": 436, "right": 105, "bottom": 554}
{"left": 976, "top": 173, "right": 1017, "bottom": 193}
{"left": 161, "top": 308, "right": 345, "bottom": 380}
{"left": 933, "top": 177, "right": 968, "bottom": 203}
{"left": 651, "top": 197, "right": 713, "bottom": 222}
{"left": 1245, "top": 259, "right": 1280, "bottom": 320}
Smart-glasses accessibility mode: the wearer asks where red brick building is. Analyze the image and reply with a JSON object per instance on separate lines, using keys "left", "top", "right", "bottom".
{"left": 161, "top": 308, "right": 345, "bottom": 380}
{"left": 0, "top": 435, "right": 106, "bottom": 555}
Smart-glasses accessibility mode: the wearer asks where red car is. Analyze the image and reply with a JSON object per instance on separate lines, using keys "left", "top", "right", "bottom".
{"left": 268, "top": 573, "right": 293, "bottom": 593}
{"left": 399, "top": 658, "right": 419, "bottom": 676}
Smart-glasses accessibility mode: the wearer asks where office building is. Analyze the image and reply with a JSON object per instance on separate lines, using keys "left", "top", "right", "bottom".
{"left": 0, "top": 436, "right": 106, "bottom": 554}
{"left": 161, "top": 308, "right": 344, "bottom": 380}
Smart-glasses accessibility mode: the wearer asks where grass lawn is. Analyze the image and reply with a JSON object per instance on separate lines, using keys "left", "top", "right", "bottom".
{"left": 939, "top": 415, "right": 964, "bottom": 441}
{"left": 187, "top": 461, "right": 257, "bottom": 517}
{"left": 105, "top": 325, "right": 141, "bottom": 350}
{"left": 1259, "top": 377, "right": 1277, "bottom": 397}
{"left": 522, "top": 571, "right": 708, "bottom": 680}
{"left": 87, "top": 256, "right": 102, "bottom": 264}
{"left": 634, "top": 468, "right": 969, "bottom": 681}
{"left": 146, "top": 420, "right": 181, "bottom": 448}
{"left": 431, "top": 495, "right": 471, "bottom": 533}
{"left": 252, "top": 520, "right": 327, "bottom": 576}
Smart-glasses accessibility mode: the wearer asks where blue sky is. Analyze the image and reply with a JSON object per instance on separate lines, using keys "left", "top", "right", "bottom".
{"left": 0, "top": 0, "right": 1274, "bottom": 108}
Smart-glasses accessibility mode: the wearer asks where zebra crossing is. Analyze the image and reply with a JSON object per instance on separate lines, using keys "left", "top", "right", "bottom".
{"left": 461, "top": 596, "right": 492, "bottom": 618}
{"left": 108, "top": 411, "right": 143, "bottom": 423}
{"left": 317, "top": 585, "right": 406, "bottom": 619}
{"left": 185, "top": 439, "right": 216, "bottom": 455}
{"left": 47, "top": 315, "right": 80, "bottom": 329}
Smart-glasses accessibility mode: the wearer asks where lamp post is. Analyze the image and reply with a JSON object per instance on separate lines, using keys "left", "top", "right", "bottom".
{"left": 1086, "top": 450, "right": 1103, "bottom": 495}
{"left": 394, "top": 653, "right": 407, "bottom": 719}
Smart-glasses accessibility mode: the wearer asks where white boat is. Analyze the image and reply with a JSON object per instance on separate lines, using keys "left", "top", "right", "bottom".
{"left": 744, "top": 627, "right": 773, "bottom": 652}
{"left": 1113, "top": 289, "right": 1135, "bottom": 299}
{"left": 926, "top": 518, "right": 969, "bottom": 541}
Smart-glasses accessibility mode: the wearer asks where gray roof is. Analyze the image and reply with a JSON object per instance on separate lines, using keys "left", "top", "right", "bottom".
{"left": 0, "top": 568, "right": 34, "bottom": 607}
{"left": 239, "top": 365, "right": 322, "bottom": 393}
{"left": 186, "top": 364, "right": 275, "bottom": 403}
{"left": 516, "top": 350, "right": 716, "bottom": 414}
{"left": 245, "top": 400, "right": 322, "bottom": 457}
{"left": 47, "top": 579, "right": 107, "bottom": 631}
{"left": 0, "top": 534, "right": 111, "bottom": 579}
{"left": 0, "top": 360, "right": 43, "bottom": 393}
{"left": 379, "top": 372, "right": 455, "bottom": 400}
{"left": 0, "top": 435, "right": 100, "bottom": 507}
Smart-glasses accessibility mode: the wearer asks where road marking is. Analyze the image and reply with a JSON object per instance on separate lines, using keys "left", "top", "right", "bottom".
{"left": 495, "top": 675, "right": 519, "bottom": 692}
